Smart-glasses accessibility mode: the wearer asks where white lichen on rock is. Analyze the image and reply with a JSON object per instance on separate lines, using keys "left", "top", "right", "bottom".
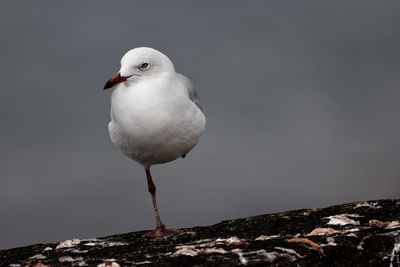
{"left": 389, "top": 235, "right": 400, "bottom": 267}
{"left": 354, "top": 202, "right": 382, "bottom": 209}
{"left": 325, "top": 214, "right": 362, "bottom": 226}
{"left": 173, "top": 245, "right": 228, "bottom": 257}
{"left": 322, "top": 237, "right": 338, "bottom": 247}
{"left": 58, "top": 256, "right": 83, "bottom": 262}
{"left": 56, "top": 238, "right": 81, "bottom": 249}
{"left": 215, "top": 236, "right": 247, "bottom": 246}
{"left": 29, "top": 254, "right": 46, "bottom": 260}
{"left": 255, "top": 234, "right": 281, "bottom": 241}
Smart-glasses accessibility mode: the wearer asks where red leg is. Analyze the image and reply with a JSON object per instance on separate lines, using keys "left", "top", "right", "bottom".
{"left": 143, "top": 169, "right": 179, "bottom": 237}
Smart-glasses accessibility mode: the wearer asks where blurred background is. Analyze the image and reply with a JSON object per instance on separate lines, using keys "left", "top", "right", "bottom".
{"left": 1, "top": 1, "right": 399, "bottom": 250}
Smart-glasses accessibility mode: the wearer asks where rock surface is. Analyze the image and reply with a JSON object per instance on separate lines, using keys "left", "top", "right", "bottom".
{"left": 1, "top": 199, "right": 399, "bottom": 266}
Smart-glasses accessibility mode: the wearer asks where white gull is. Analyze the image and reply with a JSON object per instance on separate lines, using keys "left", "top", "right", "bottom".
{"left": 103, "top": 47, "right": 206, "bottom": 237}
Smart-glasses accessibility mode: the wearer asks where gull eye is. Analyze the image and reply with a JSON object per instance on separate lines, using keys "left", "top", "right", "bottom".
{"left": 138, "top": 63, "right": 149, "bottom": 70}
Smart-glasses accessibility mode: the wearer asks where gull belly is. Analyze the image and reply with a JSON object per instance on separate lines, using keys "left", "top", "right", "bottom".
{"left": 108, "top": 73, "right": 205, "bottom": 168}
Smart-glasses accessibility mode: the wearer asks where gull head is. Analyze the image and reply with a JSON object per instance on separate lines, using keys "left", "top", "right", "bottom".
{"left": 104, "top": 47, "right": 175, "bottom": 90}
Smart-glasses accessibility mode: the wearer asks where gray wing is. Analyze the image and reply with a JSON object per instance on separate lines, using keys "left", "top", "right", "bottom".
{"left": 176, "top": 73, "right": 203, "bottom": 112}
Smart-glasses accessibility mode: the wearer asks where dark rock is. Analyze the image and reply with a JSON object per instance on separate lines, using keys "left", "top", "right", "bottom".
{"left": 1, "top": 199, "right": 399, "bottom": 266}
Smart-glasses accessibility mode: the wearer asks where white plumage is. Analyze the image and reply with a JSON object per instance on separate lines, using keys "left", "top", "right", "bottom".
{"left": 108, "top": 47, "right": 205, "bottom": 168}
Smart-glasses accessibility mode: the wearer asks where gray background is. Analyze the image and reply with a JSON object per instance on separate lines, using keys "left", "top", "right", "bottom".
{"left": 1, "top": 1, "right": 399, "bottom": 250}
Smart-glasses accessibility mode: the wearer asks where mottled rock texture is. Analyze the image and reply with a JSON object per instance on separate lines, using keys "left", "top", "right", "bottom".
{"left": 1, "top": 199, "right": 399, "bottom": 267}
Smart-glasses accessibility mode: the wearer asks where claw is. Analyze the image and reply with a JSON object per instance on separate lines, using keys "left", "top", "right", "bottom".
{"left": 143, "top": 226, "right": 180, "bottom": 238}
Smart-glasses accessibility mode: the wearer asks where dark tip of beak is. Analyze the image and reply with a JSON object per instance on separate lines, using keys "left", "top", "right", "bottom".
{"left": 103, "top": 80, "right": 115, "bottom": 90}
{"left": 103, "top": 73, "right": 130, "bottom": 90}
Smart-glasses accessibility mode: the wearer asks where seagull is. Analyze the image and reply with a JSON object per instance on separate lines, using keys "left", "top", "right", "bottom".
{"left": 103, "top": 47, "right": 206, "bottom": 237}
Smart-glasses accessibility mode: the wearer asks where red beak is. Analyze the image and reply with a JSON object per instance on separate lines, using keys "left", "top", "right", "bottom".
{"left": 103, "top": 73, "right": 131, "bottom": 90}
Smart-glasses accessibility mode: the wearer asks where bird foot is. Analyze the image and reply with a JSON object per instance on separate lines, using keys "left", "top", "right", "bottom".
{"left": 143, "top": 225, "right": 180, "bottom": 238}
